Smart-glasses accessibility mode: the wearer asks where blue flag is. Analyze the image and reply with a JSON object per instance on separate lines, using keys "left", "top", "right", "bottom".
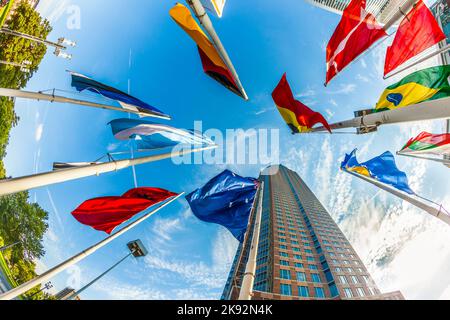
{"left": 341, "top": 149, "right": 415, "bottom": 195}
{"left": 109, "top": 118, "right": 214, "bottom": 150}
{"left": 70, "top": 72, "right": 168, "bottom": 117}
{"left": 185, "top": 170, "right": 258, "bottom": 242}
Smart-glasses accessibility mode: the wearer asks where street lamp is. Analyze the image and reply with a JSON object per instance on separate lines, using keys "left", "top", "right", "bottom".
{"left": 64, "top": 240, "right": 148, "bottom": 300}
{"left": 27, "top": 281, "right": 53, "bottom": 300}
{"left": 0, "top": 27, "right": 76, "bottom": 59}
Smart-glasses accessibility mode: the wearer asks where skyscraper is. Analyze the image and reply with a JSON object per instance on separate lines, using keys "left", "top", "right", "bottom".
{"left": 305, "top": 0, "right": 408, "bottom": 24}
{"left": 222, "top": 165, "right": 404, "bottom": 300}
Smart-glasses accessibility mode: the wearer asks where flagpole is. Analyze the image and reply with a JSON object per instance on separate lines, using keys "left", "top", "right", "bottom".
{"left": 0, "top": 193, "right": 184, "bottom": 301}
{"left": 309, "top": 97, "right": 450, "bottom": 134}
{"left": 187, "top": 0, "right": 249, "bottom": 101}
{"left": 381, "top": 0, "right": 417, "bottom": 31}
{"left": 396, "top": 151, "right": 450, "bottom": 166}
{"left": 0, "top": 88, "right": 171, "bottom": 120}
{"left": 343, "top": 169, "right": 450, "bottom": 226}
{"left": 238, "top": 181, "right": 264, "bottom": 300}
{"left": 384, "top": 43, "right": 450, "bottom": 80}
{"left": 65, "top": 251, "right": 135, "bottom": 300}
{"left": 0, "top": 145, "right": 216, "bottom": 197}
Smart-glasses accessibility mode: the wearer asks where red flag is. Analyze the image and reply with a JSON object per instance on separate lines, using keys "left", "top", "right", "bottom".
{"left": 384, "top": 0, "right": 445, "bottom": 76}
{"left": 272, "top": 73, "right": 331, "bottom": 133}
{"left": 326, "top": 0, "right": 387, "bottom": 84}
{"left": 197, "top": 46, "right": 242, "bottom": 98}
{"left": 72, "top": 188, "right": 178, "bottom": 234}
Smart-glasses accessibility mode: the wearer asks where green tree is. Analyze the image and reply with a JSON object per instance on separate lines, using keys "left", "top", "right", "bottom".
{"left": 0, "top": 191, "right": 50, "bottom": 299}
{"left": 0, "top": 1, "right": 52, "bottom": 89}
{"left": 0, "top": 2, "right": 55, "bottom": 301}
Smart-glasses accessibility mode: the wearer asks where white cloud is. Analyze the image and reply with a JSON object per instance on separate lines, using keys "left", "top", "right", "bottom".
{"left": 144, "top": 229, "right": 237, "bottom": 291}
{"left": 93, "top": 281, "right": 168, "bottom": 300}
{"left": 35, "top": 124, "right": 44, "bottom": 142}
{"left": 152, "top": 218, "right": 183, "bottom": 241}
{"left": 327, "top": 83, "right": 356, "bottom": 95}
{"left": 356, "top": 74, "right": 370, "bottom": 83}
{"left": 361, "top": 59, "right": 367, "bottom": 69}
{"left": 297, "top": 88, "right": 316, "bottom": 98}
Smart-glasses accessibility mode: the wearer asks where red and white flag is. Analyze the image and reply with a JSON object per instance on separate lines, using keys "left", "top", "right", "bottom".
{"left": 384, "top": 0, "right": 446, "bottom": 76}
{"left": 326, "top": 0, "right": 387, "bottom": 85}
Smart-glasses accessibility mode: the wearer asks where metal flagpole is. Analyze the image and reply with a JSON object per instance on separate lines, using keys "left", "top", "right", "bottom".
{"left": 0, "top": 145, "right": 216, "bottom": 197}
{"left": 187, "top": 0, "right": 249, "bottom": 101}
{"left": 396, "top": 151, "right": 450, "bottom": 166}
{"left": 309, "top": 97, "right": 450, "bottom": 134}
{"left": 384, "top": 43, "right": 450, "bottom": 80}
{"left": 238, "top": 181, "right": 264, "bottom": 300}
{"left": 0, "top": 88, "right": 171, "bottom": 120}
{"left": 0, "top": 193, "right": 184, "bottom": 301}
{"left": 343, "top": 169, "right": 450, "bottom": 226}
{"left": 381, "top": 0, "right": 417, "bottom": 31}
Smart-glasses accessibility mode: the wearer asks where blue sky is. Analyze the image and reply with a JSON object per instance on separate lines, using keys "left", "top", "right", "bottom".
{"left": 3, "top": 0, "right": 450, "bottom": 299}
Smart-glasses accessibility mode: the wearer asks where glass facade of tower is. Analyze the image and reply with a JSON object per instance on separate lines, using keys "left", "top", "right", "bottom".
{"left": 222, "top": 165, "right": 404, "bottom": 300}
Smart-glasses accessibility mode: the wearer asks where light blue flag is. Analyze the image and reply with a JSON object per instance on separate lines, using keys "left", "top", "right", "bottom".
{"left": 109, "top": 118, "right": 214, "bottom": 150}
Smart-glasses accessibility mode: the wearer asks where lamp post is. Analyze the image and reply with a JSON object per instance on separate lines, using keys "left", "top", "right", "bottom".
{"left": 65, "top": 240, "right": 148, "bottom": 300}
{"left": 27, "top": 281, "right": 53, "bottom": 300}
{"left": 0, "top": 59, "right": 32, "bottom": 72}
{"left": 0, "top": 27, "right": 76, "bottom": 59}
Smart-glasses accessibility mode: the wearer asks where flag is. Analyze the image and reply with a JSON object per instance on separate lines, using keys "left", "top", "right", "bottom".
{"left": 376, "top": 65, "right": 450, "bottom": 111}
{"left": 326, "top": 0, "right": 387, "bottom": 84}
{"left": 109, "top": 118, "right": 214, "bottom": 150}
{"left": 399, "top": 132, "right": 450, "bottom": 157}
{"left": 384, "top": 0, "right": 445, "bottom": 76}
{"left": 201, "top": 0, "right": 226, "bottom": 18}
{"left": 341, "top": 149, "right": 414, "bottom": 194}
{"left": 72, "top": 188, "right": 178, "bottom": 234}
{"left": 272, "top": 73, "right": 331, "bottom": 133}
{"left": 70, "top": 72, "right": 168, "bottom": 117}
{"left": 185, "top": 170, "right": 258, "bottom": 242}
{"left": 169, "top": 3, "right": 243, "bottom": 98}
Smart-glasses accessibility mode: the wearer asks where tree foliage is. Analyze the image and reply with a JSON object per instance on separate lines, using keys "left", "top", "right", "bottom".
{"left": 0, "top": 191, "right": 49, "bottom": 299}
{"left": 0, "top": 1, "right": 52, "bottom": 89}
{"left": 0, "top": 2, "right": 53, "bottom": 300}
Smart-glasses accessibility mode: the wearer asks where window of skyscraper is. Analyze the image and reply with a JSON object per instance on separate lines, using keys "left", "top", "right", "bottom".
{"left": 356, "top": 288, "right": 365, "bottom": 297}
{"left": 294, "top": 262, "right": 304, "bottom": 268}
{"left": 314, "top": 287, "right": 325, "bottom": 298}
{"left": 296, "top": 272, "right": 307, "bottom": 282}
{"left": 298, "top": 286, "right": 309, "bottom": 297}
{"left": 344, "top": 288, "right": 353, "bottom": 298}
{"left": 280, "top": 269, "right": 291, "bottom": 280}
{"left": 280, "top": 260, "right": 289, "bottom": 266}
{"left": 339, "top": 275, "right": 347, "bottom": 284}
{"left": 280, "top": 284, "right": 292, "bottom": 296}
{"left": 311, "top": 273, "right": 321, "bottom": 283}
